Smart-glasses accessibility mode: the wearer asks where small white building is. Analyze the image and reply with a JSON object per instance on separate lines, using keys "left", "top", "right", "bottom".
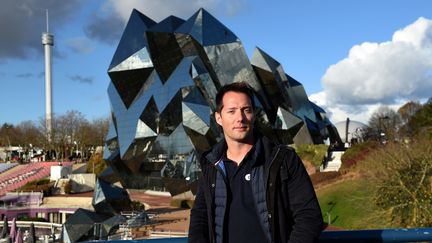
{"left": 334, "top": 119, "right": 367, "bottom": 147}
{"left": 50, "top": 164, "right": 72, "bottom": 180}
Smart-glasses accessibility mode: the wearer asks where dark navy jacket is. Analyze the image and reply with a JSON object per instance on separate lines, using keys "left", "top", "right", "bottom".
{"left": 189, "top": 134, "right": 323, "bottom": 243}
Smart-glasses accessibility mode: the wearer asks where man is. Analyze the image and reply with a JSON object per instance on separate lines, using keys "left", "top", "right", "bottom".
{"left": 189, "top": 82, "right": 323, "bottom": 243}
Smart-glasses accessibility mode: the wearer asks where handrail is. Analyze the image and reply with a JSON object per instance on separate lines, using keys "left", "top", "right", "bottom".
{"left": 319, "top": 228, "right": 432, "bottom": 242}
{"left": 82, "top": 228, "right": 432, "bottom": 243}
{"left": 2, "top": 221, "right": 62, "bottom": 229}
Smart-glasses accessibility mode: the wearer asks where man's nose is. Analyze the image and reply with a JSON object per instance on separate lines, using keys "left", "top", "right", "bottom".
{"left": 235, "top": 111, "right": 246, "bottom": 121}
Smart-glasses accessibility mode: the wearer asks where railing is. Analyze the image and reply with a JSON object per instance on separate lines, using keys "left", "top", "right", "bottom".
{"left": 319, "top": 228, "right": 432, "bottom": 242}
{"left": 87, "top": 228, "right": 432, "bottom": 243}
{"left": 2, "top": 221, "right": 62, "bottom": 229}
{"left": 149, "top": 230, "right": 188, "bottom": 239}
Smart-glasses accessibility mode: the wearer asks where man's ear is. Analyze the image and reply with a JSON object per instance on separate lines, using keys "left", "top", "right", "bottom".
{"left": 215, "top": 112, "right": 222, "bottom": 126}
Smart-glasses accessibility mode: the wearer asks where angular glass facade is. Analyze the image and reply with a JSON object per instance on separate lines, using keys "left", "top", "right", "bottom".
{"left": 104, "top": 8, "right": 342, "bottom": 195}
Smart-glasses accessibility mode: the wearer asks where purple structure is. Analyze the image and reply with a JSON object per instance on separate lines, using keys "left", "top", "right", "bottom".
{"left": 0, "top": 192, "right": 82, "bottom": 224}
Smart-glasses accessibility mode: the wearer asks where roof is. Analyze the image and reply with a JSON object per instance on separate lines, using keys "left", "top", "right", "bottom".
{"left": 42, "top": 196, "right": 93, "bottom": 210}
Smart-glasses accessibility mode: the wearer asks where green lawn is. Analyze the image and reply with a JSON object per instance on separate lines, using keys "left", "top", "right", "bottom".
{"left": 317, "top": 178, "right": 388, "bottom": 229}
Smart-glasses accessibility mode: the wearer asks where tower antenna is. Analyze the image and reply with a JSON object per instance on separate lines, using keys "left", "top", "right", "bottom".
{"left": 46, "top": 9, "right": 49, "bottom": 33}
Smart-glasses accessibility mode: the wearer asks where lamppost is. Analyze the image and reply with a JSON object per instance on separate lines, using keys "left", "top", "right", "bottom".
{"left": 4, "top": 125, "right": 11, "bottom": 161}
{"left": 378, "top": 116, "right": 390, "bottom": 144}
{"left": 73, "top": 141, "right": 78, "bottom": 162}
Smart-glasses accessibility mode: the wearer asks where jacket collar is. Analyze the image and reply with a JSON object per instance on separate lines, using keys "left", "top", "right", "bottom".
{"left": 203, "top": 131, "right": 277, "bottom": 167}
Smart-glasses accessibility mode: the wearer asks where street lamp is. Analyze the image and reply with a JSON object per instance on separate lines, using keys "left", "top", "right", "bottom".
{"left": 378, "top": 116, "right": 390, "bottom": 144}
{"left": 4, "top": 125, "right": 11, "bottom": 162}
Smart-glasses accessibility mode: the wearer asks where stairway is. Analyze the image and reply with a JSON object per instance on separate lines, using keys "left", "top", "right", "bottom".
{"left": 320, "top": 151, "right": 344, "bottom": 172}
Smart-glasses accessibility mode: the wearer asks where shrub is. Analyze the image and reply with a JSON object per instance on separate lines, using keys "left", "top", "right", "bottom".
{"left": 19, "top": 178, "right": 54, "bottom": 196}
{"left": 35, "top": 178, "right": 51, "bottom": 185}
{"left": 171, "top": 199, "right": 194, "bottom": 208}
{"left": 131, "top": 200, "right": 146, "bottom": 211}
{"left": 20, "top": 217, "right": 47, "bottom": 222}
{"left": 357, "top": 137, "right": 432, "bottom": 227}
{"left": 64, "top": 180, "right": 72, "bottom": 194}
{"left": 293, "top": 144, "right": 328, "bottom": 168}
{"left": 339, "top": 141, "right": 379, "bottom": 173}
{"left": 86, "top": 152, "right": 107, "bottom": 175}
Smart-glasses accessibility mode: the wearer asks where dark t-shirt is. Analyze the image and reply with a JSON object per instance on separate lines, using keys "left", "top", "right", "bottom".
{"left": 222, "top": 146, "right": 268, "bottom": 243}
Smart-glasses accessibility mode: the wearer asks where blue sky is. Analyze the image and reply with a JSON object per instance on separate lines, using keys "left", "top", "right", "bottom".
{"left": 1, "top": 0, "right": 432, "bottom": 125}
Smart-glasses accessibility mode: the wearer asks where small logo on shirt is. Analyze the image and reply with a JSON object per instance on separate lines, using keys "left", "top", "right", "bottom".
{"left": 245, "top": 174, "right": 251, "bottom": 181}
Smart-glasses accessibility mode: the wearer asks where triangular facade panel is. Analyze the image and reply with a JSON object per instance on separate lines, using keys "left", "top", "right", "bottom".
{"left": 176, "top": 8, "right": 238, "bottom": 46}
{"left": 109, "top": 9, "right": 156, "bottom": 71}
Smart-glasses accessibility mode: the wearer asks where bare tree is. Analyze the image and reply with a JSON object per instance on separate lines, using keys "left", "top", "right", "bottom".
{"left": 77, "top": 116, "right": 110, "bottom": 160}
{"left": 2, "top": 111, "right": 110, "bottom": 162}
{"left": 397, "top": 101, "right": 422, "bottom": 137}
{"left": 15, "top": 121, "right": 44, "bottom": 147}
{"left": 0, "top": 123, "right": 15, "bottom": 146}
{"left": 13, "top": 121, "right": 45, "bottom": 162}
{"left": 368, "top": 106, "right": 401, "bottom": 142}
{"left": 398, "top": 101, "right": 422, "bottom": 124}
{"left": 55, "top": 110, "right": 87, "bottom": 160}
{"left": 90, "top": 116, "right": 110, "bottom": 146}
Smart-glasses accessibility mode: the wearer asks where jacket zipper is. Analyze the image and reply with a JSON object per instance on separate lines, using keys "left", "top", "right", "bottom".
{"left": 264, "top": 146, "right": 281, "bottom": 243}
{"left": 212, "top": 159, "right": 228, "bottom": 243}
{"left": 265, "top": 146, "right": 281, "bottom": 188}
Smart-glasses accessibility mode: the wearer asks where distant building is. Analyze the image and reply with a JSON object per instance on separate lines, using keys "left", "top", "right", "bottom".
{"left": 0, "top": 146, "right": 44, "bottom": 162}
{"left": 50, "top": 164, "right": 72, "bottom": 180}
{"left": 334, "top": 119, "right": 367, "bottom": 147}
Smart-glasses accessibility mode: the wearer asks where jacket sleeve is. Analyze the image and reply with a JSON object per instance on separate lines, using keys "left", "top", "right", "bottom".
{"left": 189, "top": 172, "right": 210, "bottom": 243}
{"left": 285, "top": 151, "right": 323, "bottom": 243}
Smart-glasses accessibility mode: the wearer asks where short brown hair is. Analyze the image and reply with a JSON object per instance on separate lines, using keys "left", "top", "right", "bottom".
{"left": 215, "top": 82, "right": 255, "bottom": 113}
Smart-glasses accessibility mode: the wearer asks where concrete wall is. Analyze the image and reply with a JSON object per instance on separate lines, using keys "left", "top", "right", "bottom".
{"left": 69, "top": 173, "right": 96, "bottom": 193}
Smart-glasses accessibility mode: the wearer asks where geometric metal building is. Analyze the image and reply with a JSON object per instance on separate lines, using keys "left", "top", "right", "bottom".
{"left": 104, "top": 8, "right": 342, "bottom": 195}
{"left": 62, "top": 208, "right": 111, "bottom": 243}
{"left": 92, "top": 178, "right": 133, "bottom": 215}
{"left": 62, "top": 209, "right": 127, "bottom": 242}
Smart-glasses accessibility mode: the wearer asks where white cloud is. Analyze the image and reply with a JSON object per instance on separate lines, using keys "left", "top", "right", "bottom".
{"left": 310, "top": 91, "right": 407, "bottom": 124}
{"left": 106, "top": 0, "right": 246, "bottom": 22}
{"left": 316, "top": 17, "right": 432, "bottom": 124}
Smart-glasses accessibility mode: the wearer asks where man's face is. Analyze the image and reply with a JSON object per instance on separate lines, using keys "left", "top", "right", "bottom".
{"left": 215, "top": 91, "right": 255, "bottom": 144}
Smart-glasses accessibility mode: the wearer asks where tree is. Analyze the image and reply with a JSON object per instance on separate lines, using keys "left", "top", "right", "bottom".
{"left": 56, "top": 110, "right": 87, "bottom": 160}
{"left": 45, "top": 110, "right": 110, "bottom": 161}
{"left": 0, "top": 123, "right": 14, "bottom": 146}
{"left": 406, "top": 102, "right": 432, "bottom": 137}
{"left": 90, "top": 117, "right": 110, "bottom": 146}
{"left": 367, "top": 106, "right": 401, "bottom": 142}
{"left": 15, "top": 121, "right": 44, "bottom": 148}
{"left": 14, "top": 121, "right": 45, "bottom": 162}
{"left": 1, "top": 111, "right": 110, "bottom": 162}
{"left": 75, "top": 116, "right": 110, "bottom": 160}
{"left": 397, "top": 101, "right": 422, "bottom": 125}
{"left": 397, "top": 101, "right": 422, "bottom": 137}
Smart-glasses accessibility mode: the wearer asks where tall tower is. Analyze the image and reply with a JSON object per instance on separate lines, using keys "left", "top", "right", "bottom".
{"left": 42, "top": 10, "right": 53, "bottom": 142}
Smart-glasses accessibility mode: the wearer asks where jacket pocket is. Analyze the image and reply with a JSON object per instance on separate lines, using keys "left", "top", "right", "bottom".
{"left": 279, "top": 165, "right": 290, "bottom": 181}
